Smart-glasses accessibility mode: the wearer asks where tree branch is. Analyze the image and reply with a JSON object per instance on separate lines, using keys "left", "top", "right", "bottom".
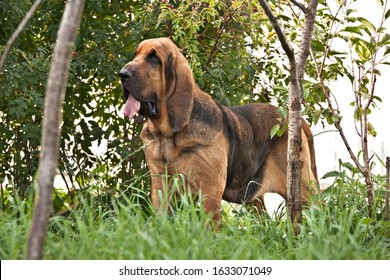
{"left": 258, "top": 0, "right": 295, "bottom": 64}
{"left": 311, "top": 57, "right": 365, "bottom": 174}
{"left": 0, "top": 0, "right": 43, "bottom": 74}
{"left": 297, "top": 0, "right": 319, "bottom": 81}
{"left": 205, "top": 4, "right": 243, "bottom": 67}
{"left": 291, "top": 0, "right": 307, "bottom": 13}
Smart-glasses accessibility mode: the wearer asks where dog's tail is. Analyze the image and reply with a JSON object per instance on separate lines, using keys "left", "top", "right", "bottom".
{"left": 302, "top": 120, "right": 319, "bottom": 184}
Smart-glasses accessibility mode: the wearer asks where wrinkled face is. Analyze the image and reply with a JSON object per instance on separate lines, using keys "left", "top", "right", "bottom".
{"left": 120, "top": 38, "right": 194, "bottom": 133}
{"left": 119, "top": 39, "right": 172, "bottom": 119}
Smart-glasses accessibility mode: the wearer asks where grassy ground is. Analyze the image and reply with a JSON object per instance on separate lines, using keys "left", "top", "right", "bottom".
{"left": 1, "top": 172, "right": 389, "bottom": 260}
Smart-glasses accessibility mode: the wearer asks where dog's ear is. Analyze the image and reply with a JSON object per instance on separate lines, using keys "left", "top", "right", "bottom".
{"left": 166, "top": 53, "right": 194, "bottom": 133}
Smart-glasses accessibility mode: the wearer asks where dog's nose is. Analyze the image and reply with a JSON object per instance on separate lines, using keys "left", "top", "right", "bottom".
{"left": 119, "top": 68, "right": 132, "bottom": 80}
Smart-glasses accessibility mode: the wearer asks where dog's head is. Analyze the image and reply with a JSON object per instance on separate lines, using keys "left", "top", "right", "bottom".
{"left": 119, "top": 38, "right": 194, "bottom": 132}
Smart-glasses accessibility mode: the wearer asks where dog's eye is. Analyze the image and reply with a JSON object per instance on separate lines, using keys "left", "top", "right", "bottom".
{"left": 148, "top": 51, "right": 160, "bottom": 63}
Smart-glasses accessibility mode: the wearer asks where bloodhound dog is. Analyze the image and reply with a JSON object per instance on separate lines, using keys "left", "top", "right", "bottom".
{"left": 119, "top": 38, "right": 318, "bottom": 222}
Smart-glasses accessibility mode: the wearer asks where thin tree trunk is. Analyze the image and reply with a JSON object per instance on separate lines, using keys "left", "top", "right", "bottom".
{"left": 361, "top": 71, "right": 377, "bottom": 216}
{"left": 26, "top": 0, "right": 85, "bottom": 260}
{"left": 259, "top": 0, "right": 319, "bottom": 235}
{"left": 291, "top": 0, "right": 319, "bottom": 235}
{"left": 286, "top": 67, "right": 303, "bottom": 234}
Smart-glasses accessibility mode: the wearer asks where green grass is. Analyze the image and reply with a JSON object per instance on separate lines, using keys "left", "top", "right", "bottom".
{"left": 1, "top": 171, "right": 389, "bottom": 260}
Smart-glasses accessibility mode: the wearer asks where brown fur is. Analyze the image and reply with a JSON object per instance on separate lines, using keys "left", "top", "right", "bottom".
{"left": 120, "top": 38, "right": 318, "bottom": 222}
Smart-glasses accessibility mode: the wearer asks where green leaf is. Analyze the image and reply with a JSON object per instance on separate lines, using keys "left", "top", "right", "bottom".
{"left": 328, "top": 50, "right": 348, "bottom": 56}
{"left": 380, "top": 33, "right": 390, "bottom": 46}
{"left": 270, "top": 122, "right": 288, "bottom": 139}
{"left": 331, "top": 114, "right": 342, "bottom": 124}
{"left": 384, "top": 46, "right": 390, "bottom": 56}
{"left": 354, "top": 107, "right": 363, "bottom": 120}
{"left": 290, "top": 31, "right": 297, "bottom": 41}
{"left": 270, "top": 124, "right": 280, "bottom": 139}
{"left": 367, "top": 123, "right": 377, "bottom": 137}
{"left": 355, "top": 41, "right": 371, "bottom": 61}
{"left": 311, "top": 40, "right": 325, "bottom": 52}
{"left": 346, "top": 9, "right": 357, "bottom": 16}
{"left": 385, "top": 9, "right": 390, "bottom": 20}
{"left": 339, "top": 161, "right": 359, "bottom": 174}
{"left": 356, "top": 17, "right": 376, "bottom": 32}
{"left": 278, "top": 107, "right": 288, "bottom": 119}
{"left": 373, "top": 95, "right": 383, "bottom": 103}
{"left": 276, "top": 123, "right": 288, "bottom": 137}
{"left": 361, "top": 217, "right": 374, "bottom": 225}
{"left": 321, "top": 171, "right": 343, "bottom": 179}
{"left": 343, "top": 26, "right": 362, "bottom": 35}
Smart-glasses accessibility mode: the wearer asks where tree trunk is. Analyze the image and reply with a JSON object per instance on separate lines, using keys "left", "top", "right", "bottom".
{"left": 259, "top": 0, "right": 319, "bottom": 235}
{"left": 26, "top": 0, "right": 85, "bottom": 260}
{"left": 286, "top": 66, "right": 303, "bottom": 235}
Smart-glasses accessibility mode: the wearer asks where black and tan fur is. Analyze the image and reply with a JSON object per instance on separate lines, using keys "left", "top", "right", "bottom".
{"left": 119, "top": 38, "right": 318, "bottom": 222}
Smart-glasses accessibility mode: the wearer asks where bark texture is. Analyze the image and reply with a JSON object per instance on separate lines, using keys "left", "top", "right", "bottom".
{"left": 259, "top": 0, "right": 319, "bottom": 235}
{"left": 26, "top": 0, "right": 85, "bottom": 260}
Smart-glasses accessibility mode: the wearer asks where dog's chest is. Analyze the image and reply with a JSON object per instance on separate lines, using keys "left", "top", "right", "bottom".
{"left": 157, "top": 137, "right": 179, "bottom": 162}
{"left": 141, "top": 125, "right": 180, "bottom": 164}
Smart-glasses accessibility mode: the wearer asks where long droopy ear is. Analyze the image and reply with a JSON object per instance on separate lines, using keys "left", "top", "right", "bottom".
{"left": 166, "top": 51, "right": 194, "bottom": 133}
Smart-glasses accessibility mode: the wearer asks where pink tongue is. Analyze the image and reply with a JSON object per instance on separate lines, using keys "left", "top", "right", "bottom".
{"left": 122, "top": 94, "right": 141, "bottom": 119}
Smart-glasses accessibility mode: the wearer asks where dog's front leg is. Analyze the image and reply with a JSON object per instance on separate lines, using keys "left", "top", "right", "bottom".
{"left": 150, "top": 175, "right": 168, "bottom": 216}
{"left": 198, "top": 182, "right": 225, "bottom": 230}
{"left": 204, "top": 195, "right": 222, "bottom": 223}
